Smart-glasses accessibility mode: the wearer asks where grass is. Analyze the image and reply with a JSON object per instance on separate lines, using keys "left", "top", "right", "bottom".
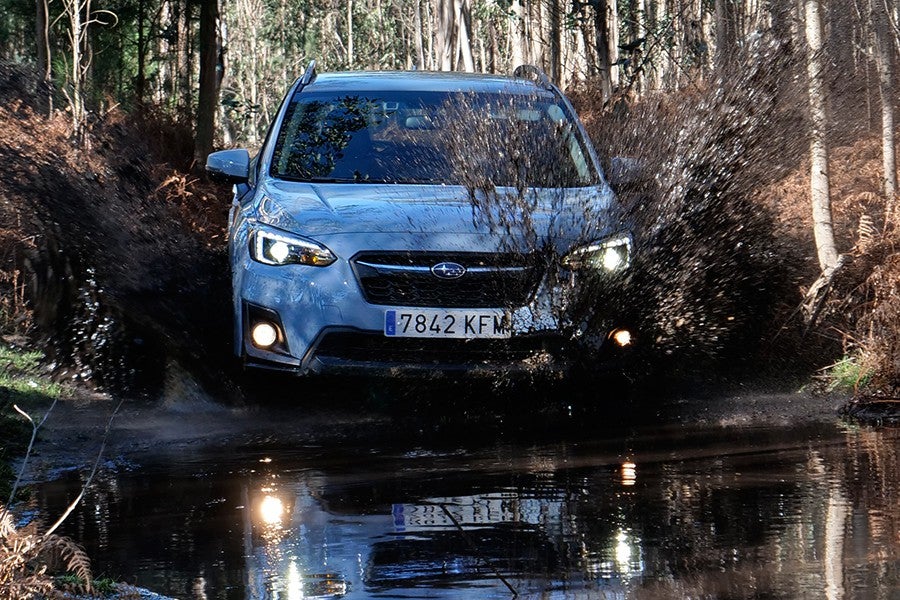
{"left": 0, "top": 343, "right": 70, "bottom": 501}
{"left": 0, "top": 344, "right": 67, "bottom": 399}
{"left": 819, "top": 355, "right": 874, "bottom": 392}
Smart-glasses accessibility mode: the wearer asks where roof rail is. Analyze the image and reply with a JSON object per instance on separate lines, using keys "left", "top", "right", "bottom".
{"left": 300, "top": 60, "right": 317, "bottom": 86}
{"left": 512, "top": 64, "right": 553, "bottom": 91}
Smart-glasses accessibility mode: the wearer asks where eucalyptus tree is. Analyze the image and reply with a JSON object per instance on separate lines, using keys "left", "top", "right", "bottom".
{"left": 804, "top": 0, "right": 839, "bottom": 274}
{"left": 870, "top": 0, "right": 896, "bottom": 220}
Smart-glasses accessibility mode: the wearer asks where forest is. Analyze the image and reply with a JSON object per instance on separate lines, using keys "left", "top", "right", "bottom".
{"left": 0, "top": 0, "right": 898, "bottom": 399}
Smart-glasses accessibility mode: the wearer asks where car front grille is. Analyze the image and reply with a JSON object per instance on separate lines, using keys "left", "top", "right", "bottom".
{"left": 351, "top": 252, "right": 541, "bottom": 308}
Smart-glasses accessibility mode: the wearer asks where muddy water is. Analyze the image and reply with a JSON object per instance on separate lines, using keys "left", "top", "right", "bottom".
{"left": 29, "top": 404, "right": 900, "bottom": 600}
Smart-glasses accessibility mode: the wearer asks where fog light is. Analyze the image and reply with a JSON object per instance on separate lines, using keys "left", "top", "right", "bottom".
{"left": 611, "top": 329, "right": 632, "bottom": 347}
{"left": 251, "top": 322, "right": 278, "bottom": 348}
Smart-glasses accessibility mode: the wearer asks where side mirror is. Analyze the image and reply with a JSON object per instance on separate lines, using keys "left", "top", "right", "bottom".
{"left": 606, "top": 156, "right": 643, "bottom": 190}
{"left": 206, "top": 149, "right": 250, "bottom": 184}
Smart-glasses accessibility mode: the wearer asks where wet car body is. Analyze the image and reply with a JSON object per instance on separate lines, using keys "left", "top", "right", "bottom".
{"left": 207, "top": 62, "right": 633, "bottom": 376}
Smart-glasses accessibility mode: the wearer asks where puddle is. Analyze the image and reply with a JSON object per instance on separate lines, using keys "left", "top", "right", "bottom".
{"left": 26, "top": 410, "right": 900, "bottom": 599}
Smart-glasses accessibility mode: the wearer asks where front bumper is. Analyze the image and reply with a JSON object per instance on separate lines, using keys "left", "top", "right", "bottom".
{"left": 234, "top": 244, "right": 631, "bottom": 377}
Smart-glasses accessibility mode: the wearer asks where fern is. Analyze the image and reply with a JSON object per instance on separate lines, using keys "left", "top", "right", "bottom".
{"left": 0, "top": 503, "right": 93, "bottom": 599}
{"left": 41, "top": 534, "right": 93, "bottom": 593}
{"left": 856, "top": 212, "right": 878, "bottom": 253}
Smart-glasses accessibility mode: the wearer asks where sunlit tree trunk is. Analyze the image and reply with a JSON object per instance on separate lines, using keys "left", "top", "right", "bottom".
{"left": 804, "top": 0, "right": 839, "bottom": 272}
{"left": 60, "top": 0, "right": 87, "bottom": 139}
{"left": 436, "top": 0, "right": 454, "bottom": 70}
{"left": 627, "top": 0, "right": 646, "bottom": 92}
{"left": 347, "top": 0, "right": 354, "bottom": 68}
{"left": 608, "top": 0, "right": 619, "bottom": 88}
{"left": 510, "top": 0, "right": 527, "bottom": 67}
{"left": 455, "top": 0, "right": 475, "bottom": 71}
{"left": 871, "top": 0, "right": 897, "bottom": 221}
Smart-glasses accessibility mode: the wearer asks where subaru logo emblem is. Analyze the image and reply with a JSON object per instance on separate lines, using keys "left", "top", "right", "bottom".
{"left": 431, "top": 261, "right": 466, "bottom": 280}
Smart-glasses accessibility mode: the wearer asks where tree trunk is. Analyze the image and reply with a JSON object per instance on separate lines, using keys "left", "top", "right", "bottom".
{"left": 136, "top": 0, "right": 146, "bottom": 107}
{"left": 414, "top": 0, "right": 425, "bottom": 69}
{"left": 436, "top": 0, "right": 455, "bottom": 70}
{"left": 35, "top": 0, "right": 52, "bottom": 114}
{"left": 455, "top": 0, "right": 475, "bottom": 71}
{"left": 594, "top": 0, "right": 613, "bottom": 99}
{"left": 196, "top": 0, "right": 219, "bottom": 165}
{"left": 347, "top": 0, "right": 354, "bottom": 68}
{"left": 177, "top": 0, "right": 193, "bottom": 117}
{"left": 715, "top": 0, "right": 734, "bottom": 73}
{"left": 63, "top": 0, "right": 85, "bottom": 139}
{"left": 804, "top": 0, "right": 839, "bottom": 272}
{"left": 510, "top": 0, "right": 527, "bottom": 68}
{"left": 608, "top": 0, "right": 619, "bottom": 88}
{"left": 871, "top": 0, "right": 897, "bottom": 219}
{"left": 548, "top": 0, "right": 562, "bottom": 84}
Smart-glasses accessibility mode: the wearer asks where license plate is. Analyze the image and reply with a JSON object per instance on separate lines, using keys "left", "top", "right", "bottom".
{"left": 384, "top": 309, "right": 511, "bottom": 339}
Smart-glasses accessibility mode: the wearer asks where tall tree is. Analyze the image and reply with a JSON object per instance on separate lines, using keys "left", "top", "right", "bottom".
{"left": 195, "top": 0, "right": 219, "bottom": 163}
{"left": 436, "top": 0, "right": 454, "bottom": 70}
{"left": 594, "top": 0, "right": 613, "bottom": 99}
{"left": 804, "top": 0, "right": 839, "bottom": 273}
{"left": 347, "top": 0, "right": 354, "bottom": 67}
{"left": 455, "top": 0, "right": 474, "bottom": 72}
{"left": 871, "top": 0, "right": 896, "bottom": 218}
{"left": 34, "top": 0, "right": 51, "bottom": 112}
{"left": 714, "top": 0, "right": 734, "bottom": 73}
{"left": 510, "top": 0, "right": 527, "bottom": 67}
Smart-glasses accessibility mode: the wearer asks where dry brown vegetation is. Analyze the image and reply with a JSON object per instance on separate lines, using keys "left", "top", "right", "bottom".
{"left": 1, "top": 505, "right": 93, "bottom": 599}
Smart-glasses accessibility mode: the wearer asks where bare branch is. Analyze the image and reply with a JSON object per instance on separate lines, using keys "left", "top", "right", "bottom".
{"left": 43, "top": 398, "right": 125, "bottom": 538}
{"left": 1, "top": 398, "right": 59, "bottom": 523}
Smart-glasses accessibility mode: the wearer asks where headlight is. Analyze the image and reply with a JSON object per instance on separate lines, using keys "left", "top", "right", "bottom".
{"left": 249, "top": 224, "right": 336, "bottom": 267}
{"left": 562, "top": 235, "right": 632, "bottom": 272}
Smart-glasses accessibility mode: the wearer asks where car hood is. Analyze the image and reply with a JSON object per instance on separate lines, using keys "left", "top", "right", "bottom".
{"left": 256, "top": 181, "right": 623, "bottom": 244}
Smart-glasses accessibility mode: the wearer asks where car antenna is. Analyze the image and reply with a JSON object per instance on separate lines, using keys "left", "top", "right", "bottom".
{"left": 512, "top": 64, "right": 553, "bottom": 91}
{"left": 300, "top": 60, "right": 317, "bottom": 86}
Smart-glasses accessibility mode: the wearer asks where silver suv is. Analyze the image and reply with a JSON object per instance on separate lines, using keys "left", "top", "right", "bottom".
{"left": 207, "top": 62, "right": 634, "bottom": 376}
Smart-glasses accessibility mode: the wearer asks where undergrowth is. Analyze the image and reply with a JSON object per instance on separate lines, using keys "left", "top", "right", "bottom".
{"left": 0, "top": 506, "right": 94, "bottom": 599}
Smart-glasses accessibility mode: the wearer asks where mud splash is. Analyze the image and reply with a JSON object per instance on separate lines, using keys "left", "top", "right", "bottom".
{"left": 0, "top": 71, "right": 235, "bottom": 398}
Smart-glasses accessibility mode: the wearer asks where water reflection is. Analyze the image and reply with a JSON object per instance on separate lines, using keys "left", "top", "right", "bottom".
{"left": 27, "top": 422, "right": 900, "bottom": 599}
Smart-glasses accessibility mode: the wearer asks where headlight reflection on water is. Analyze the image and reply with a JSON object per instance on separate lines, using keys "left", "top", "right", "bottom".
{"left": 286, "top": 561, "right": 349, "bottom": 599}
{"left": 615, "top": 531, "right": 632, "bottom": 568}
{"left": 621, "top": 461, "right": 637, "bottom": 486}
{"left": 286, "top": 561, "right": 303, "bottom": 600}
{"left": 260, "top": 494, "right": 285, "bottom": 526}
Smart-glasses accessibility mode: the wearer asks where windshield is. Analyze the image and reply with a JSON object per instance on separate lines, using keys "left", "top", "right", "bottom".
{"left": 270, "top": 90, "right": 598, "bottom": 187}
